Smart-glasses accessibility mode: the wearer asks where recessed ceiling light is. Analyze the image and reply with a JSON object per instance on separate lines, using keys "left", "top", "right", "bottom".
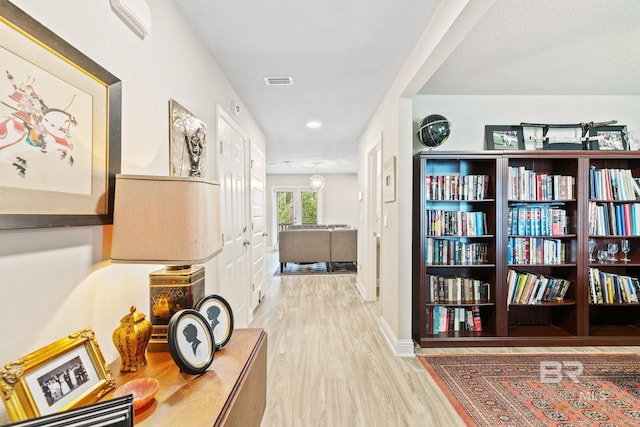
{"left": 306, "top": 121, "right": 322, "bottom": 129}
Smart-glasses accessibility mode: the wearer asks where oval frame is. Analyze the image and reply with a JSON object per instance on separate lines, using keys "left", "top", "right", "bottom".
{"left": 167, "top": 309, "right": 215, "bottom": 375}
{"left": 195, "top": 294, "right": 234, "bottom": 349}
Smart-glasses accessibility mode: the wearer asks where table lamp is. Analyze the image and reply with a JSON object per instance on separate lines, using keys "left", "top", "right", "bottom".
{"left": 110, "top": 174, "right": 223, "bottom": 351}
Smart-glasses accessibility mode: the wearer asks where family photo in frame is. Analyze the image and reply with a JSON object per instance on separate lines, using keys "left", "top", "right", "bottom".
{"left": 1, "top": 327, "right": 115, "bottom": 422}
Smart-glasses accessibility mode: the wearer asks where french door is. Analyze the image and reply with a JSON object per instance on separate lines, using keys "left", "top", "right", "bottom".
{"left": 274, "top": 187, "right": 322, "bottom": 236}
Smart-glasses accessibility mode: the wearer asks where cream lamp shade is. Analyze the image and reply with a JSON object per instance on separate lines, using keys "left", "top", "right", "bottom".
{"left": 110, "top": 174, "right": 223, "bottom": 265}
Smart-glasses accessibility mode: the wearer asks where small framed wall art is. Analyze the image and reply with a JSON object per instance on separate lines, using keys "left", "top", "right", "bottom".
{"left": 382, "top": 156, "right": 396, "bottom": 203}
{"left": 169, "top": 99, "right": 207, "bottom": 178}
{"left": 167, "top": 309, "right": 215, "bottom": 375}
{"left": 0, "top": 327, "right": 115, "bottom": 422}
{"left": 195, "top": 294, "right": 234, "bottom": 350}
{"left": 485, "top": 125, "right": 525, "bottom": 150}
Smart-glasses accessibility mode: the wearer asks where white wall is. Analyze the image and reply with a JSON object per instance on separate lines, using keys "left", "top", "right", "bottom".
{"left": 413, "top": 95, "right": 640, "bottom": 151}
{"left": 0, "top": 2, "right": 265, "bottom": 421}
{"left": 265, "top": 174, "right": 358, "bottom": 247}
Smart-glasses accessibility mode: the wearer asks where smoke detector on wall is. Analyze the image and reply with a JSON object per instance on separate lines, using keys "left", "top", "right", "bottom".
{"left": 110, "top": 0, "right": 152, "bottom": 39}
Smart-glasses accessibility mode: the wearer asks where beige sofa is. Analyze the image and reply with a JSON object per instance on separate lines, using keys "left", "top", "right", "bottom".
{"left": 278, "top": 228, "right": 357, "bottom": 272}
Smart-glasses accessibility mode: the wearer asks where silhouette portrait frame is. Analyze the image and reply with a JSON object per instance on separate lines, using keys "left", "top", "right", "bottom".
{"left": 195, "top": 294, "right": 234, "bottom": 350}
{"left": 167, "top": 309, "right": 215, "bottom": 375}
{"left": 0, "top": 327, "right": 115, "bottom": 422}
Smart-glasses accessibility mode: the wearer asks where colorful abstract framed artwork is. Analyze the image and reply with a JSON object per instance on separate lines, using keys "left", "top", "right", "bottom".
{"left": 0, "top": 327, "right": 116, "bottom": 422}
{"left": 0, "top": 1, "right": 121, "bottom": 229}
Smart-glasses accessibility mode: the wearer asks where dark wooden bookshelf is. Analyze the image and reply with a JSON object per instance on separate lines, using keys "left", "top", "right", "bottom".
{"left": 413, "top": 150, "right": 640, "bottom": 347}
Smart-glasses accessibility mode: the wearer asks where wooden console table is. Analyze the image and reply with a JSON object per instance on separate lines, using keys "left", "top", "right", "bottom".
{"left": 107, "top": 328, "right": 267, "bottom": 427}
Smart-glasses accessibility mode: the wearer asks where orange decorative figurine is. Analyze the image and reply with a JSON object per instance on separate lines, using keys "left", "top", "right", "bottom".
{"left": 113, "top": 306, "right": 152, "bottom": 372}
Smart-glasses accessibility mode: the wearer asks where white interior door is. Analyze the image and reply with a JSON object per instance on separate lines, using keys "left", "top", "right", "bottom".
{"left": 217, "top": 108, "right": 250, "bottom": 327}
{"left": 250, "top": 143, "right": 266, "bottom": 310}
{"left": 364, "top": 134, "right": 382, "bottom": 302}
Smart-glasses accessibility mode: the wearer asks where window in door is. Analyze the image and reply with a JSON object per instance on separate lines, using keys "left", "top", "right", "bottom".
{"left": 276, "top": 191, "right": 294, "bottom": 232}
{"left": 274, "top": 187, "right": 321, "bottom": 236}
{"left": 300, "top": 191, "right": 318, "bottom": 224}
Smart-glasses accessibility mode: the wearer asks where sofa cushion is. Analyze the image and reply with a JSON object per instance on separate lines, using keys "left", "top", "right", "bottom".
{"left": 278, "top": 229, "right": 331, "bottom": 263}
{"left": 330, "top": 228, "right": 357, "bottom": 263}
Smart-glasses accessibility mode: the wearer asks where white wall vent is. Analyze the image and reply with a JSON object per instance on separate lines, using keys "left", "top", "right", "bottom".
{"left": 110, "top": 0, "right": 152, "bottom": 39}
{"left": 264, "top": 77, "right": 294, "bottom": 86}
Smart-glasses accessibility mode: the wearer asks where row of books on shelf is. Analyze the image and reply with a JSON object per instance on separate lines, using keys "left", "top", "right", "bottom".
{"left": 508, "top": 205, "right": 569, "bottom": 236}
{"left": 589, "top": 167, "right": 640, "bottom": 201}
{"left": 426, "top": 305, "right": 482, "bottom": 335}
{"left": 506, "top": 269, "right": 571, "bottom": 305}
{"left": 588, "top": 268, "right": 640, "bottom": 304}
{"left": 588, "top": 201, "right": 640, "bottom": 236}
{"left": 425, "top": 209, "right": 487, "bottom": 237}
{"left": 424, "top": 174, "right": 489, "bottom": 201}
{"left": 507, "top": 237, "right": 566, "bottom": 265}
{"left": 507, "top": 166, "right": 575, "bottom": 201}
{"left": 425, "top": 238, "right": 489, "bottom": 265}
{"left": 425, "top": 274, "right": 491, "bottom": 303}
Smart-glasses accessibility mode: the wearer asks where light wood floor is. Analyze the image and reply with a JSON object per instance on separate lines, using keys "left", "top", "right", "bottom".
{"left": 250, "top": 251, "right": 640, "bottom": 427}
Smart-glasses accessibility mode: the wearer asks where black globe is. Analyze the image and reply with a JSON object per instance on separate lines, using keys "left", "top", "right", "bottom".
{"left": 417, "top": 114, "right": 451, "bottom": 148}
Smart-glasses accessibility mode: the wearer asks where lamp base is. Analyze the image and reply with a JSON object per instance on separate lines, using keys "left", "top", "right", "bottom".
{"left": 147, "top": 265, "right": 205, "bottom": 352}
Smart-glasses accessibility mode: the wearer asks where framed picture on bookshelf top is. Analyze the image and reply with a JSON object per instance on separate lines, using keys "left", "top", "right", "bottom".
{"left": 588, "top": 125, "right": 628, "bottom": 150}
{"left": 485, "top": 125, "right": 524, "bottom": 150}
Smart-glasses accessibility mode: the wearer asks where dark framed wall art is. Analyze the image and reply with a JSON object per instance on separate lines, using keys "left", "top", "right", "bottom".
{"left": 0, "top": 1, "right": 121, "bottom": 229}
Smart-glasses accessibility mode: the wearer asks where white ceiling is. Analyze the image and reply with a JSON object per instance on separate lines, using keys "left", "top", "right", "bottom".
{"left": 421, "top": 0, "right": 640, "bottom": 96}
{"left": 175, "top": 0, "right": 640, "bottom": 174}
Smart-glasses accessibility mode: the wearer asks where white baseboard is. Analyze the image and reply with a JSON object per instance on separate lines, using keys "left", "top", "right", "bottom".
{"left": 379, "top": 315, "right": 415, "bottom": 358}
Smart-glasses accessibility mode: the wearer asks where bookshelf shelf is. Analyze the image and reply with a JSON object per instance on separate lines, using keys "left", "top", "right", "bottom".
{"left": 426, "top": 302, "right": 494, "bottom": 307}
{"left": 426, "top": 264, "right": 495, "bottom": 268}
{"left": 508, "top": 324, "right": 574, "bottom": 337}
{"left": 413, "top": 150, "right": 640, "bottom": 347}
{"left": 509, "top": 300, "right": 576, "bottom": 307}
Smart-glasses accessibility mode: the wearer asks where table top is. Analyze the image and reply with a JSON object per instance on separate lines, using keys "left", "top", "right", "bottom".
{"left": 106, "top": 328, "right": 266, "bottom": 427}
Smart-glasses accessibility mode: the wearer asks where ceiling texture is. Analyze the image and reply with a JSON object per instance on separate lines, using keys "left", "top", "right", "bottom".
{"left": 175, "top": 0, "right": 640, "bottom": 174}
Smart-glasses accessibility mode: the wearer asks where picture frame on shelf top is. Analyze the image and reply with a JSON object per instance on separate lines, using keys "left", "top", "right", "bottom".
{"left": 588, "top": 125, "right": 628, "bottom": 151}
{"left": 484, "top": 125, "right": 525, "bottom": 150}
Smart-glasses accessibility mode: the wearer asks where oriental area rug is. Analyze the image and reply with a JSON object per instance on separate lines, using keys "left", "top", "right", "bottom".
{"left": 418, "top": 353, "right": 640, "bottom": 426}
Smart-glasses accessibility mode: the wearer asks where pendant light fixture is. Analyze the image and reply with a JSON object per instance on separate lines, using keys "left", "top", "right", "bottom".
{"left": 309, "top": 163, "right": 325, "bottom": 191}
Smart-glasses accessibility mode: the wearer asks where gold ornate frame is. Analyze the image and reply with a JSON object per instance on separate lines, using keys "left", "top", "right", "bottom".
{"left": 0, "top": 327, "right": 115, "bottom": 422}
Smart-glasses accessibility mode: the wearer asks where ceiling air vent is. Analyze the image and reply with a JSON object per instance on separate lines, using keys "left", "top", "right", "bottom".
{"left": 264, "top": 76, "right": 293, "bottom": 86}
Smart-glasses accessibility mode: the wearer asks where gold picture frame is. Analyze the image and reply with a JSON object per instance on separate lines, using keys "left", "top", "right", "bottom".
{"left": 0, "top": 327, "right": 115, "bottom": 422}
{"left": 0, "top": 0, "right": 121, "bottom": 229}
